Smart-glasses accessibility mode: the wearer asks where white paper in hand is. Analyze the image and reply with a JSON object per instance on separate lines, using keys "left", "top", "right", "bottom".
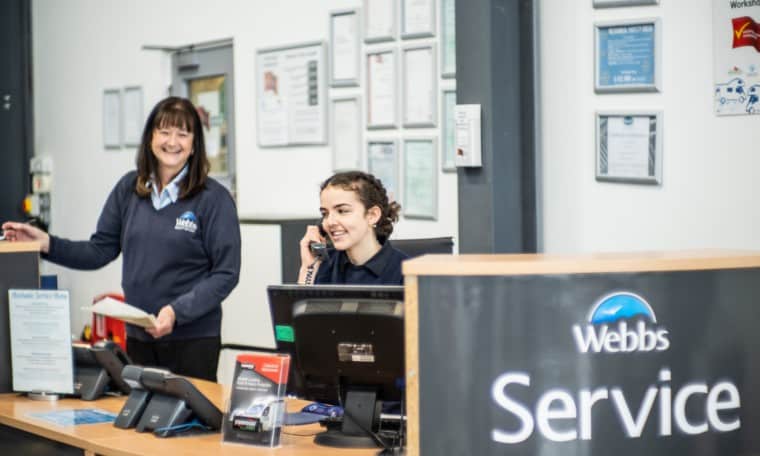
{"left": 84, "top": 297, "right": 158, "bottom": 329}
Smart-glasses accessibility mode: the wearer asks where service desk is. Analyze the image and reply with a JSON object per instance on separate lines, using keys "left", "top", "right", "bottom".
{"left": 0, "top": 241, "right": 39, "bottom": 393}
{"left": 403, "top": 250, "right": 760, "bottom": 456}
{"left": 0, "top": 379, "right": 377, "bottom": 455}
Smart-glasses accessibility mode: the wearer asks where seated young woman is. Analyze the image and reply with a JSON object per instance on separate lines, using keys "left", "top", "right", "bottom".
{"left": 298, "top": 171, "right": 408, "bottom": 285}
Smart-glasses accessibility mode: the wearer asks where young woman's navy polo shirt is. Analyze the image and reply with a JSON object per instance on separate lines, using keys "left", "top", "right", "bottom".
{"left": 314, "top": 241, "right": 408, "bottom": 285}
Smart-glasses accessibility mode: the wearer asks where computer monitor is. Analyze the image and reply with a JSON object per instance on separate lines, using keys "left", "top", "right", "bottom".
{"left": 267, "top": 284, "right": 405, "bottom": 449}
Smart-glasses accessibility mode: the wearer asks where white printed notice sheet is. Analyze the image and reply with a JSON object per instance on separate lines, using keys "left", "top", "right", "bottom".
{"left": 9, "top": 289, "right": 74, "bottom": 394}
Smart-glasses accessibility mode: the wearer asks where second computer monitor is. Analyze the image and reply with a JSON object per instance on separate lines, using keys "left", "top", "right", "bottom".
{"left": 267, "top": 284, "right": 405, "bottom": 447}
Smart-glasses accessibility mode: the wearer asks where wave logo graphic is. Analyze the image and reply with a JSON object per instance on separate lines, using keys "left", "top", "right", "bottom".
{"left": 174, "top": 211, "right": 198, "bottom": 233}
{"left": 573, "top": 292, "right": 669, "bottom": 354}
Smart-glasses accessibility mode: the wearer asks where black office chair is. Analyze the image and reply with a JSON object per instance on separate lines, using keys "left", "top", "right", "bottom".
{"left": 389, "top": 236, "right": 454, "bottom": 258}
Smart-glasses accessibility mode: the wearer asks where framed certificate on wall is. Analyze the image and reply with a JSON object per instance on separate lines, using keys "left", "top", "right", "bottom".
{"left": 403, "top": 138, "right": 438, "bottom": 219}
{"left": 330, "top": 9, "right": 360, "bottom": 87}
{"left": 596, "top": 111, "right": 663, "bottom": 184}
{"left": 440, "top": 0, "right": 456, "bottom": 78}
{"left": 367, "top": 140, "right": 399, "bottom": 201}
{"left": 595, "top": 19, "right": 661, "bottom": 93}
{"left": 402, "top": 0, "right": 436, "bottom": 39}
{"left": 367, "top": 48, "right": 398, "bottom": 129}
{"left": 331, "top": 97, "right": 362, "bottom": 171}
{"left": 364, "top": 0, "right": 396, "bottom": 43}
{"left": 402, "top": 44, "right": 437, "bottom": 127}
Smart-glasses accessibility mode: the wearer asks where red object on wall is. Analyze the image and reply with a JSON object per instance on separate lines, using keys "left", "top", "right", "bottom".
{"left": 92, "top": 293, "right": 127, "bottom": 350}
{"left": 732, "top": 16, "right": 760, "bottom": 52}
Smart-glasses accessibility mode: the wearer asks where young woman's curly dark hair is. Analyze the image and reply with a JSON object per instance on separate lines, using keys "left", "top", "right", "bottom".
{"left": 320, "top": 171, "right": 401, "bottom": 243}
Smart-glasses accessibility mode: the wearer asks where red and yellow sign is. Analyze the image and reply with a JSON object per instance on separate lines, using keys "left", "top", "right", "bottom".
{"left": 732, "top": 16, "right": 760, "bottom": 51}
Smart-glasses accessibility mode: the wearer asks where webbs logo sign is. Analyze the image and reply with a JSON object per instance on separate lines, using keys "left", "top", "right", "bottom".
{"left": 572, "top": 292, "right": 669, "bottom": 354}
{"left": 489, "top": 290, "right": 742, "bottom": 445}
{"left": 174, "top": 211, "right": 198, "bottom": 234}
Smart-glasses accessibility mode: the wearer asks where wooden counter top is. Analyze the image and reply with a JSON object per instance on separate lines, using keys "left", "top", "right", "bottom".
{"left": 0, "top": 380, "right": 377, "bottom": 455}
{"left": 402, "top": 249, "right": 760, "bottom": 276}
{"left": 0, "top": 241, "right": 39, "bottom": 254}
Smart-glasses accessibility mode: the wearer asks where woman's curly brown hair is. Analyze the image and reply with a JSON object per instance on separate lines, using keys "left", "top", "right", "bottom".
{"left": 320, "top": 171, "right": 401, "bottom": 243}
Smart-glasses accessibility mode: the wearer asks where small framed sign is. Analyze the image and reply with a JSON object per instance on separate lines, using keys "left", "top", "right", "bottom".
{"left": 595, "top": 18, "right": 661, "bottom": 93}
{"left": 596, "top": 111, "right": 663, "bottom": 184}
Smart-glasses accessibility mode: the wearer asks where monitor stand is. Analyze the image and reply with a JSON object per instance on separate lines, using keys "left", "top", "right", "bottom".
{"left": 314, "top": 389, "right": 381, "bottom": 448}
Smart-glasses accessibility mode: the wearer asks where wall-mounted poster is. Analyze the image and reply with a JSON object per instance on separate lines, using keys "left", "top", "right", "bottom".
{"left": 713, "top": 1, "right": 760, "bottom": 116}
{"left": 256, "top": 41, "right": 327, "bottom": 146}
{"left": 595, "top": 19, "right": 661, "bottom": 93}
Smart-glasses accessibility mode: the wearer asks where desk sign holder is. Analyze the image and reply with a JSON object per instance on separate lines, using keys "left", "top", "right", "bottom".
{"left": 8, "top": 289, "right": 74, "bottom": 400}
{"left": 223, "top": 353, "right": 290, "bottom": 448}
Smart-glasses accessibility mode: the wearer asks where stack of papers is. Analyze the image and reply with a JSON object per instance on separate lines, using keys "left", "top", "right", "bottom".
{"left": 83, "top": 297, "right": 157, "bottom": 328}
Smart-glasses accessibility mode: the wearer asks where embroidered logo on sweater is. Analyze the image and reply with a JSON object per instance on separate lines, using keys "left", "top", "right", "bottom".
{"left": 175, "top": 211, "right": 198, "bottom": 233}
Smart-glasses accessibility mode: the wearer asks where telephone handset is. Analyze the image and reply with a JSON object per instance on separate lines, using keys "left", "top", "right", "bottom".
{"left": 305, "top": 219, "right": 330, "bottom": 285}
{"left": 309, "top": 242, "right": 329, "bottom": 261}
{"left": 90, "top": 340, "right": 132, "bottom": 394}
{"left": 309, "top": 219, "right": 330, "bottom": 262}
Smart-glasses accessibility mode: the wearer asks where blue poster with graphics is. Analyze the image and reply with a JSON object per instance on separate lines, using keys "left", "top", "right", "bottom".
{"left": 597, "top": 22, "right": 657, "bottom": 91}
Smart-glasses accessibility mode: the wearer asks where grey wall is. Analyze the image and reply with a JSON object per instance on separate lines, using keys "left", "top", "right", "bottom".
{"left": 0, "top": 0, "right": 33, "bottom": 225}
{"left": 456, "top": 0, "right": 539, "bottom": 253}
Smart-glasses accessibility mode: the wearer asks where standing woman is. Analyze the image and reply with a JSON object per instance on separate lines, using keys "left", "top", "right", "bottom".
{"left": 2, "top": 97, "right": 241, "bottom": 381}
{"left": 298, "top": 171, "right": 408, "bottom": 285}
